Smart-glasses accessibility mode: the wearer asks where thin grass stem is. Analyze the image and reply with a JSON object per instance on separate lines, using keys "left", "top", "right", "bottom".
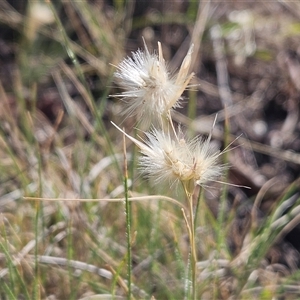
{"left": 182, "top": 183, "right": 197, "bottom": 300}
{"left": 33, "top": 201, "right": 40, "bottom": 300}
{"left": 0, "top": 219, "right": 15, "bottom": 294}
{"left": 67, "top": 217, "right": 75, "bottom": 299}
{"left": 0, "top": 239, "right": 31, "bottom": 300}
{"left": 24, "top": 195, "right": 185, "bottom": 209}
{"left": 26, "top": 111, "right": 43, "bottom": 300}
{"left": 193, "top": 187, "right": 202, "bottom": 240}
{"left": 1, "top": 281, "right": 17, "bottom": 300}
{"left": 123, "top": 130, "right": 132, "bottom": 299}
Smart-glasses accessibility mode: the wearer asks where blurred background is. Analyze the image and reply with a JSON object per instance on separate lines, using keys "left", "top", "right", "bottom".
{"left": 1, "top": 0, "right": 300, "bottom": 299}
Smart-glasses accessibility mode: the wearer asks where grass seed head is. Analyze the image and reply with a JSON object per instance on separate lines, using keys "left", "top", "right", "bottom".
{"left": 139, "top": 129, "right": 226, "bottom": 191}
{"left": 111, "top": 41, "right": 194, "bottom": 127}
{"left": 112, "top": 122, "right": 226, "bottom": 191}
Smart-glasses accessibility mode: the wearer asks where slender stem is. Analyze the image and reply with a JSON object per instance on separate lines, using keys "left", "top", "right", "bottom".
{"left": 193, "top": 187, "right": 202, "bottom": 240}
{"left": 167, "top": 111, "right": 178, "bottom": 140}
{"left": 189, "top": 195, "right": 197, "bottom": 300}
{"left": 123, "top": 131, "right": 132, "bottom": 299}
{"left": 182, "top": 183, "right": 197, "bottom": 300}
{"left": 33, "top": 201, "right": 40, "bottom": 300}
{"left": 181, "top": 207, "right": 191, "bottom": 299}
{"left": 24, "top": 195, "right": 185, "bottom": 209}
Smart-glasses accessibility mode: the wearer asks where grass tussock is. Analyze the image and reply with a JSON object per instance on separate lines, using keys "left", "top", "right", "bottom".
{"left": 0, "top": 0, "right": 300, "bottom": 299}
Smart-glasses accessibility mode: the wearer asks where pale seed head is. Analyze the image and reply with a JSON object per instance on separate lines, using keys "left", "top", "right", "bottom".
{"left": 111, "top": 41, "right": 194, "bottom": 127}
{"left": 111, "top": 122, "right": 226, "bottom": 190}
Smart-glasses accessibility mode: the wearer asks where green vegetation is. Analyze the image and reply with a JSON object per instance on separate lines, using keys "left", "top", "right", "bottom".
{"left": 0, "top": 1, "right": 300, "bottom": 299}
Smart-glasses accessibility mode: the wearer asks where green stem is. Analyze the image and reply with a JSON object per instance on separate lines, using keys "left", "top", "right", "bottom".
{"left": 189, "top": 196, "right": 197, "bottom": 300}
{"left": 123, "top": 134, "right": 132, "bottom": 299}
{"left": 193, "top": 187, "right": 202, "bottom": 238}
{"left": 182, "top": 182, "right": 197, "bottom": 300}
{"left": 33, "top": 201, "right": 40, "bottom": 300}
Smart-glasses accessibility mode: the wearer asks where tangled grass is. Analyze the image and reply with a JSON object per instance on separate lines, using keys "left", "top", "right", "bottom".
{"left": 0, "top": 1, "right": 300, "bottom": 299}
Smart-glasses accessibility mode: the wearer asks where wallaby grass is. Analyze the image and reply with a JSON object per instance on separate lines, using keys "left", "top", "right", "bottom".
{"left": 0, "top": 0, "right": 300, "bottom": 299}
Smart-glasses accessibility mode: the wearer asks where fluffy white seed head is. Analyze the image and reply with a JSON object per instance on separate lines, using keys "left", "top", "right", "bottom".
{"left": 111, "top": 41, "right": 194, "bottom": 127}
{"left": 139, "top": 129, "right": 226, "bottom": 190}
{"left": 111, "top": 122, "right": 226, "bottom": 191}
